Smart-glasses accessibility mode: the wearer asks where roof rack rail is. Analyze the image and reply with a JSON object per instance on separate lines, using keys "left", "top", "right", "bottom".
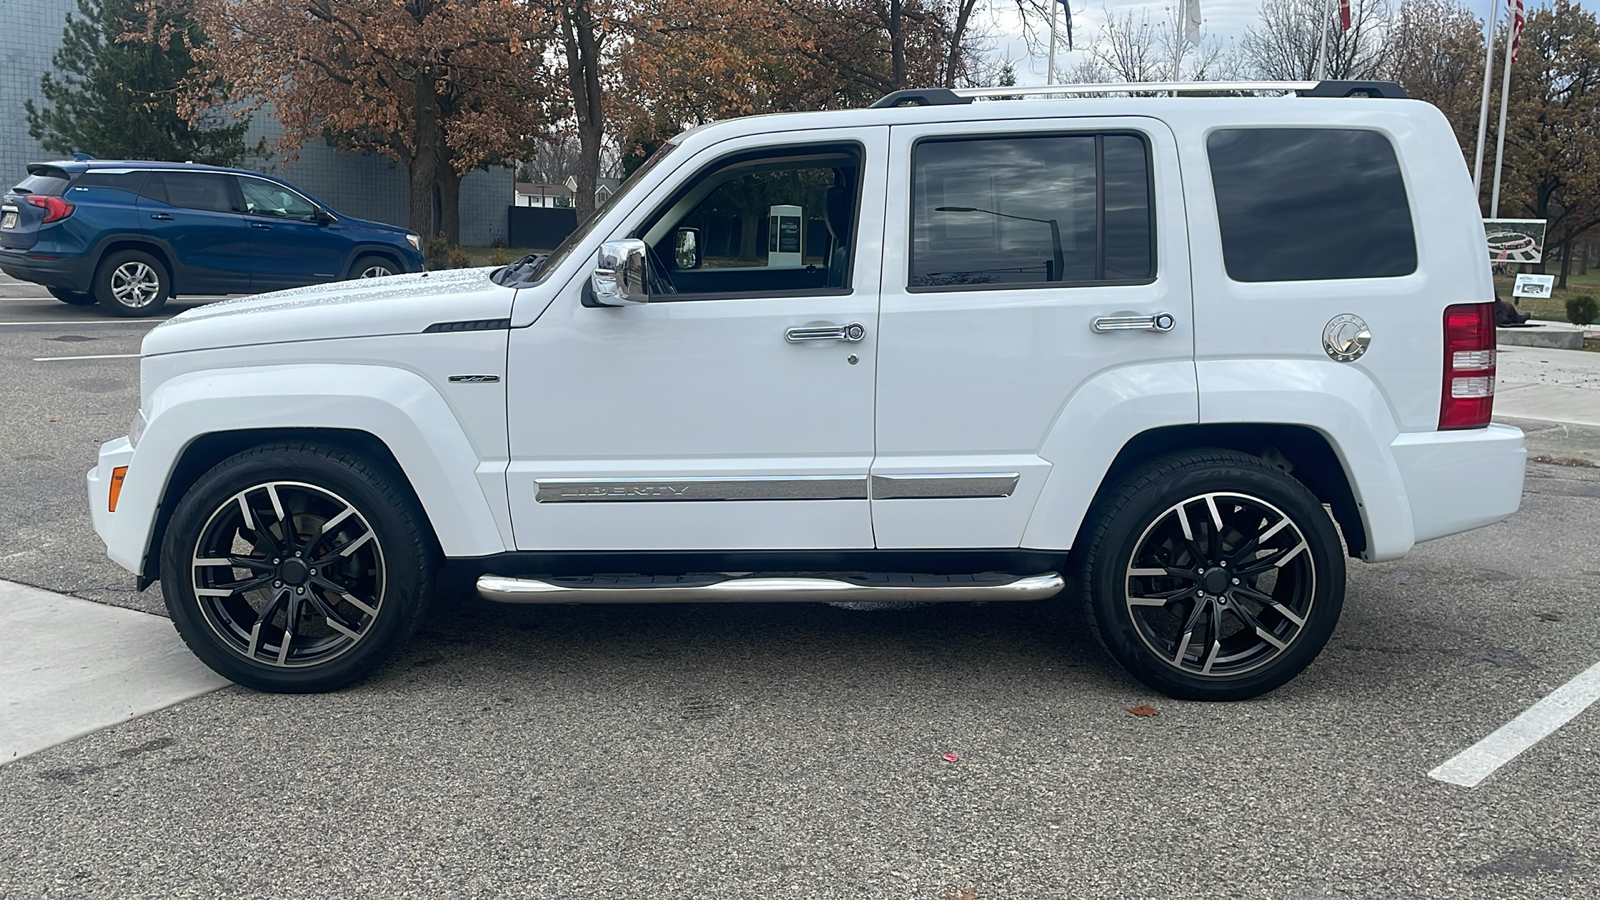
{"left": 871, "top": 80, "right": 1408, "bottom": 107}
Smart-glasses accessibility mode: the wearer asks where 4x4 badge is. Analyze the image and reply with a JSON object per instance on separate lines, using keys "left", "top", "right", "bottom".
{"left": 1323, "top": 314, "right": 1371, "bottom": 362}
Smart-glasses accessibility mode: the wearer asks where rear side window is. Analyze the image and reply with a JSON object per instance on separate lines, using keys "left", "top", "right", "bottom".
{"left": 144, "top": 172, "right": 238, "bottom": 213}
{"left": 12, "top": 170, "right": 71, "bottom": 196}
{"left": 1207, "top": 128, "right": 1416, "bottom": 282}
{"left": 910, "top": 133, "right": 1155, "bottom": 289}
{"left": 71, "top": 171, "right": 148, "bottom": 196}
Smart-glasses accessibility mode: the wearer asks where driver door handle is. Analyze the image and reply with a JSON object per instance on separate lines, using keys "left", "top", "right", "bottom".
{"left": 786, "top": 322, "right": 866, "bottom": 343}
{"left": 1091, "top": 311, "right": 1176, "bottom": 334}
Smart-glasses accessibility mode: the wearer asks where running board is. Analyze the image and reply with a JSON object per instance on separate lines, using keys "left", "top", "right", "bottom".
{"left": 476, "top": 572, "right": 1065, "bottom": 605}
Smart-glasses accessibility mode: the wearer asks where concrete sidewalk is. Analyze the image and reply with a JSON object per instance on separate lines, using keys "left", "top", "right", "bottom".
{"left": 0, "top": 580, "right": 228, "bottom": 765}
{"left": 1497, "top": 343, "right": 1600, "bottom": 428}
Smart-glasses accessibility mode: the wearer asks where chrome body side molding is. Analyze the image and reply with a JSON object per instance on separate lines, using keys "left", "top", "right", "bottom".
{"left": 870, "top": 473, "right": 1020, "bottom": 500}
{"left": 535, "top": 475, "right": 869, "bottom": 503}
{"left": 477, "top": 572, "right": 1065, "bottom": 604}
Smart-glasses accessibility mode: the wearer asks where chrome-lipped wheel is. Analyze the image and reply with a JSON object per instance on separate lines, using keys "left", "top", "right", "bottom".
{"left": 111, "top": 261, "right": 162, "bottom": 307}
{"left": 190, "top": 481, "right": 386, "bottom": 669}
{"left": 1124, "top": 491, "right": 1315, "bottom": 678}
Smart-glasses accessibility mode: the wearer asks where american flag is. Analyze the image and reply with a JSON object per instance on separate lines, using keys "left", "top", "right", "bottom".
{"left": 1509, "top": 0, "right": 1526, "bottom": 63}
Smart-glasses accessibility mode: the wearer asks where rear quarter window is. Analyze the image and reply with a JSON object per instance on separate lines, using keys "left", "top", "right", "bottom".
{"left": 1207, "top": 128, "right": 1417, "bottom": 282}
{"left": 71, "top": 171, "right": 149, "bottom": 197}
{"left": 12, "top": 170, "right": 72, "bottom": 196}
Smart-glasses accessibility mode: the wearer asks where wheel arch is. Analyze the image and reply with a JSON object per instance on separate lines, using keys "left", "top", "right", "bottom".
{"left": 139, "top": 428, "right": 428, "bottom": 586}
{"left": 1077, "top": 424, "right": 1368, "bottom": 559}
{"left": 94, "top": 239, "right": 177, "bottom": 290}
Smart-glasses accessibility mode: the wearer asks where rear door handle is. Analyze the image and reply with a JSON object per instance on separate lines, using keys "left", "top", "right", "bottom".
{"left": 785, "top": 322, "right": 866, "bottom": 343}
{"left": 1091, "top": 312, "right": 1176, "bottom": 333}
{"left": 148, "top": 213, "right": 173, "bottom": 221}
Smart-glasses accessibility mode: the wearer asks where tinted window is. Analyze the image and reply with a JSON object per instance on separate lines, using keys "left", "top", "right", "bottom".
{"left": 147, "top": 172, "right": 237, "bottom": 213}
{"left": 71, "top": 171, "right": 148, "bottom": 196}
{"left": 1207, "top": 128, "right": 1416, "bottom": 282}
{"left": 910, "top": 133, "right": 1154, "bottom": 289}
{"left": 12, "top": 171, "right": 71, "bottom": 196}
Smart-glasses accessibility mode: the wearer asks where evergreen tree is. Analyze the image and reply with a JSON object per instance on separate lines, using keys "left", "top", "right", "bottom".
{"left": 25, "top": 0, "right": 253, "bottom": 165}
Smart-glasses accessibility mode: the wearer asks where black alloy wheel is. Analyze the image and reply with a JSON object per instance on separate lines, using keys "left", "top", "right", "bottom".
{"left": 161, "top": 444, "right": 436, "bottom": 692}
{"left": 1079, "top": 450, "right": 1345, "bottom": 701}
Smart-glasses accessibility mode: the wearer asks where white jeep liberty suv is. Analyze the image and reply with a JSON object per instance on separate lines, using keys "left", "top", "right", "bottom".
{"left": 88, "top": 80, "right": 1527, "bottom": 700}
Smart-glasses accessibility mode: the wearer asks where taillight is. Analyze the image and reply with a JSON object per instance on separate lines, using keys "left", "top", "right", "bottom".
{"left": 1440, "top": 302, "right": 1496, "bottom": 429}
{"left": 26, "top": 195, "right": 74, "bottom": 223}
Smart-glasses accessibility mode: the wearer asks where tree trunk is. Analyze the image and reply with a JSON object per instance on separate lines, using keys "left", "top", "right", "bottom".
{"left": 889, "top": 0, "right": 906, "bottom": 90}
{"left": 1558, "top": 235, "right": 1573, "bottom": 289}
{"left": 561, "top": 1, "right": 605, "bottom": 222}
{"left": 739, "top": 214, "right": 760, "bottom": 263}
{"left": 410, "top": 73, "right": 441, "bottom": 241}
{"left": 437, "top": 167, "right": 462, "bottom": 248}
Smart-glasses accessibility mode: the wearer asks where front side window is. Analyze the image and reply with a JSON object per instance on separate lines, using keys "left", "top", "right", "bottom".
{"left": 634, "top": 144, "right": 861, "bottom": 299}
{"left": 239, "top": 178, "right": 319, "bottom": 222}
{"left": 1207, "top": 128, "right": 1417, "bottom": 282}
{"left": 910, "top": 133, "right": 1154, "bottom": 289}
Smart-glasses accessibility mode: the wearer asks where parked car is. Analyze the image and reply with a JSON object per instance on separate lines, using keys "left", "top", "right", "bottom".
{"left": 0, "top": 159, "right": 424, "bottom": 316}
{"left": 88, "top": 80, "right": 1525, "bottom": 699}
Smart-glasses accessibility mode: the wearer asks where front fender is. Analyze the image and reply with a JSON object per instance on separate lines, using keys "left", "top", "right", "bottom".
{"left": 1021, "top": 360, "right": 1199, "bottom": 550}
{"left": 106, "top": 364, "right": 509, "bottom": 575}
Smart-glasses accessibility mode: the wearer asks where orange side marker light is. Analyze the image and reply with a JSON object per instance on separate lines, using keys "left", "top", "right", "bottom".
{"left": 108, "top": 466, "right": 128, "bottom": 512}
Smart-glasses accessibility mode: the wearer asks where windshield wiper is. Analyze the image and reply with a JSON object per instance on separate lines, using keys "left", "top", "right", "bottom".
{"left": 491, "top": 253, "right": 547, "bottom": 286}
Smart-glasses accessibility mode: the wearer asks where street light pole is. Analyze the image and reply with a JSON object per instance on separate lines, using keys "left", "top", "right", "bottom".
{"left": 936, "top": 206, "right": 1064, "bottom": 282}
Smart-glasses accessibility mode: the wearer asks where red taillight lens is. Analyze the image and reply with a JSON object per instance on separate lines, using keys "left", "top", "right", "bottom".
{"left": 26, "top": 195, "right": 75, "bottom": 223}
{"left": 1440, "top": 302, "right": 1496, "bottom": 430}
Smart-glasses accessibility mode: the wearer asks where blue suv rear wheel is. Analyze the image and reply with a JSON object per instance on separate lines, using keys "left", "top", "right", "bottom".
{"left": 96, "top": 249, "right": 170, "bottom": 317}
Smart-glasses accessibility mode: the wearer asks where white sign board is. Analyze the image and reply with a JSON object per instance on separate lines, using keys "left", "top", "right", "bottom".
{"left": 1512, "top": 273, "right": 1555, "bottom": 299}
{"left": 564, "top": 175, "right": 578, "bottom": 193}
{"left": 1484, "top": 219, "right": 1547, "bottom": 263}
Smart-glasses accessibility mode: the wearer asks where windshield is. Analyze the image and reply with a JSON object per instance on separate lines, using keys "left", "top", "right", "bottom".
{"left": 497, "top": 142, "right": 679, "bottom": 286}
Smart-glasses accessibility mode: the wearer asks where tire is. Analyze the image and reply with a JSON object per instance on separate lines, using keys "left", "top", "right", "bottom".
{"left": 48, "top": 287, "right": 97, "bottom": 305}
{"left": 350, "top": 254, "right": 397, "bottom": 279}
{"left": 1078, "top": 450, "right": 1345, "bottom": 701}
{"left": 160, "top": 442, "right": 437, "bottom": 693}
{"left": 94, "top": 249, "right": 169, "bottom": 316}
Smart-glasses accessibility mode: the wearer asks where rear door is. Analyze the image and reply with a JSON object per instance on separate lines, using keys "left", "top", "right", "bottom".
{"left": 136, "top": 171, "right": 253, "bottom": 293}
{"left": 236, "top": 175, "right": 343, "bottom": 289}
{"left": 872, "top": 116, "right": 1194, "bottom": 549}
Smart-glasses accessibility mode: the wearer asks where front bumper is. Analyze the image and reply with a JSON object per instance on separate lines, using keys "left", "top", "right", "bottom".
{"left": 0, "top": 249, "right": 92, "bottom": 292}
{"left": 88, "top": 437, "right": 141, "bottom": 575}
{"left": 1391, "top": 423, "right": 1526, "bottom": 545}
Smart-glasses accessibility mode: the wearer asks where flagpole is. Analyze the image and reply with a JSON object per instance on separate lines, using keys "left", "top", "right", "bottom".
{"left": 1315, "top": 0, "right": 1334, "bottom": 80}
{"left": 1047, "top": 1, "right": 1058, "bottom": 86}
{"left": 1472, "top": 0, "right": 1501, "bottom": 204}
{"left": 1490, "top": 2, "right": 1516, "bottom": 218}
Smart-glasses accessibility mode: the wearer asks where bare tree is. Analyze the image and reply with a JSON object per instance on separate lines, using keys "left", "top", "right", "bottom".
{"left": 1241, "top": 0, "right": 1392, "bottom": 81}
{"left": 1081, "top": 4, "right": 1235, "bottom": 84}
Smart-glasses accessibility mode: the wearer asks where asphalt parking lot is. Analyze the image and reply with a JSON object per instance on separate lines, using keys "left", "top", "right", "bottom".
{"left": 2, "top": 278, "right": 1598, "bottom": 898}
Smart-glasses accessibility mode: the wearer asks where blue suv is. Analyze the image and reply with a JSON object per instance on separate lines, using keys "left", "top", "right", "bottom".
{"left": 0, "top": 159, "right": 425, "bottom": 316}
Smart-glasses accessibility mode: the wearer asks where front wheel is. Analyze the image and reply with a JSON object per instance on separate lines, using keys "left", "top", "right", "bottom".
{"left": 351, "top": 254, "right": 397, "bottom": 279}
{"left": 160, "top": 443, "right": 437, "bottom": 692}
{"left": 1079, "top": 450, "right": 1345, "bottom": 701}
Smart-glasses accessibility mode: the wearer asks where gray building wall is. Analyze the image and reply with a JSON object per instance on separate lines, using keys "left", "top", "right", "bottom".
{"left": 2, "top": 0, "right": 511, "bottom": 246}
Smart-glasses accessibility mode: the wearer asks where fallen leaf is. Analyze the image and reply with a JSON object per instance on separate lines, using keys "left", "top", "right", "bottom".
{"left": 940, "top": 752, "right": 959, "bottom": 762}
{"left": 48, "top": 417, "right": 58, "bottom": 423}
{"left": 1127, "top": 705, "right": 1159, "bottom": 717}
{"left": 945, "top": 888, "right": 979, "bottom": 900}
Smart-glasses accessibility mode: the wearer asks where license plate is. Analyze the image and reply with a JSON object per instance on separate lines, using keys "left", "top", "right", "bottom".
{"left": 1, "top": 209, "right": 16, "bottom": 230}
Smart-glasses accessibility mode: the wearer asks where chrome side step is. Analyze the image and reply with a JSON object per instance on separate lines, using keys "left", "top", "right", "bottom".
{"left": 476, "top": 572, "right": 1065, "bottom": 605}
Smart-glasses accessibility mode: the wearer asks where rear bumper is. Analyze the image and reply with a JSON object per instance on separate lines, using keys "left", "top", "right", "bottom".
{"left": 0, "top": 249, "right": 92, "bottom": 292}
{"left": 1390, "top": 423, "right": 1526, "bottom": 545}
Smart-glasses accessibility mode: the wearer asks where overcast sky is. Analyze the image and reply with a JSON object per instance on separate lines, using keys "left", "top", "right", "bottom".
{"left": 982, "top": 0, "right": 1520, "bottom": 86}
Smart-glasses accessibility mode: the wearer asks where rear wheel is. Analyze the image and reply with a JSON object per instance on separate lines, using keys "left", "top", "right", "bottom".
{"left": 94, "top": 249, "right": 169, "bottom": 316}
{"left": 351, "top": 254, "right": 397, "bottom": 279}
{"left": 1079, "top": 450, "right": 1345, "bottom": 701}
{"left": 48, "top": 287, "right": 96, "bottom": 305}
{"left": 160, "top": 443, "right": 436, "bottom": 692}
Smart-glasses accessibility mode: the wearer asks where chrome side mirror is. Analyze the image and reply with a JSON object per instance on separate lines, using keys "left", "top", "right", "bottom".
{"left": 591, "top": 239, "right": 649, "bottom": 306}
{"left": 674, "top": 227, "right": 701, "bottom": 270}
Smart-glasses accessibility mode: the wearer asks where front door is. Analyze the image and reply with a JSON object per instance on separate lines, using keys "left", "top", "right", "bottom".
{"left": 505, "top": 127, "right": 888, "bottom": 552}
{"left": 236, "top": 175, "right": 342, "bottom": 289}
{"left": 871, "top": 117, "right": 1195, "bottom": 549}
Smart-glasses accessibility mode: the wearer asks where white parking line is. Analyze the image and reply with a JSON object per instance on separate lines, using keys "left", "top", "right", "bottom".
{"left": 1429, "top": 658, "right": 1600, "bottom": 787}
{"left": 33, "top": 353, "right": 141, "bottom": 361}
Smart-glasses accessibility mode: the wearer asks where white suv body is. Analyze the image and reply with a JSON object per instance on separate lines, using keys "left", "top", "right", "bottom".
{"left": 88, "top": 83, "right": 1526, "bottom": 698}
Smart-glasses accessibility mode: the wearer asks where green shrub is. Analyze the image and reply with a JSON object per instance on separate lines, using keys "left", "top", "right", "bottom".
{"left": 1567, "top": 294, "right": 1599, "bottom": 327}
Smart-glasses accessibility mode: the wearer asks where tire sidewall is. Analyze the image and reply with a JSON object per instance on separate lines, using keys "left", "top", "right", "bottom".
{"left": 161, "top": 448, "right": 430, "bottom": 692}
{"left": 95, "top": 249, "right": 169, "bottom": 317}
{"left": 1086, "top": 458, "right": 1345, "bottom": 701}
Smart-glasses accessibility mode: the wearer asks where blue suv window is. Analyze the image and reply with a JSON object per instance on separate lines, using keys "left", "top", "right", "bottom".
{"left": 239, "top": 177, "right": 320, "bottom": 222}
{"left": 72, "top": 171, "right": 148, "bottom": 197}
{"left": 144, "top": 172, "right": 239, "bottom": 214}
